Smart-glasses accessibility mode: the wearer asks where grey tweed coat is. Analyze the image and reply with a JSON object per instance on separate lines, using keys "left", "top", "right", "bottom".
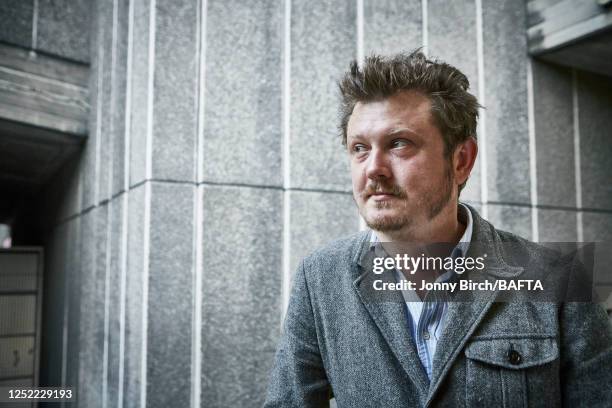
{"left": 264, "top": 205, "right": 612, "bottom": 407}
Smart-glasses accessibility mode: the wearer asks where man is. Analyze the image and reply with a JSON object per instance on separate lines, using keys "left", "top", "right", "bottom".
{"left": 264, "top": 51, "right": 612, "bottom": 407}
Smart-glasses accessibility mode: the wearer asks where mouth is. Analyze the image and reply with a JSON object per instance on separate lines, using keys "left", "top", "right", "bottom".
{"left": 368, "top": 192, "right": 396, "bottom": 201}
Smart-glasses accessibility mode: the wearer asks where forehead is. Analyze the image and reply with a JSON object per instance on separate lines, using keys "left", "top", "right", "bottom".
{"left": 347, "top": 91, "right": 435, "bottom": 137}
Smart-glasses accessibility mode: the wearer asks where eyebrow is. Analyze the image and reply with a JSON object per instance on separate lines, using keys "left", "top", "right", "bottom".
{"left": 347, "top": 127, "right": 421, "bottom": 142}
{"left": 387, "top": 127, "right": 419, "bottom": 137}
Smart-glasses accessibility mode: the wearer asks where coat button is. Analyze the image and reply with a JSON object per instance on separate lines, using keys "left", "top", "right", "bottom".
{"left": 507, "top": 349, "right": 522, "bottom": 365}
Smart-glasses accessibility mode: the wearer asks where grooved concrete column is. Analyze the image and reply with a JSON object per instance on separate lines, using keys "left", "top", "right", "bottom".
{"left": 290, "top": 0, "right": 355, "bottom": 192}
{"left": 121, "top": 0, "right": 199, "bottom": 407}
{"left": 198, "top": 0, "right": 284, "bottom": 406}
{"left": 74, "top": 1, "right": 199, "bottom": 407}
{"left": 288, "top": 0, "right": 359, "bottom": 275}
{"left": 427, "top": 0, "right": 481, "bottom": 206}
{"left": 532, "top": 62, "right": 576, "bottom": 242}
{"left": 203, "top": 0, "right": 283, "bottom": 186}
{"left": 482, "top": 0, "right": 531, "bottom": 237}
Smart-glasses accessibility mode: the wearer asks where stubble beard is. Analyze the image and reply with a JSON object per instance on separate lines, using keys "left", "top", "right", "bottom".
{"left": 359, "top": 165, "right": 454, "bottom": 233}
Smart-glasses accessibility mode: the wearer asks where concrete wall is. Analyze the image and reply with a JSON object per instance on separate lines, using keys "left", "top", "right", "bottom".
{"left": 0, "top": 0, "right": 90, "bottom": 63}
{"left": 38, "top": 1, "right": 611, "bottom": 407}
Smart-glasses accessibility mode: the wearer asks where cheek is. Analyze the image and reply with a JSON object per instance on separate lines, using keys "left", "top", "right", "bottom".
{"left": 350, "top": 164, "right": 366, "bottom": 188}
{"left": 392, "top": 161, "right": 427, "bottom": 187}
{"left": 395, "top": 156, "right": 445, "bottom": 182}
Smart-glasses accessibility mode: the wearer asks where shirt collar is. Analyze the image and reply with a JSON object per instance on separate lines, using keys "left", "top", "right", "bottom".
{"left": 455, "top": 202, "right": 473, "bottom": 257}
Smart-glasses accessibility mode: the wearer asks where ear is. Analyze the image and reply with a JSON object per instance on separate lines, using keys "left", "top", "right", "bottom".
{"left": 452, "top": 137, "right": 478, "bottom": 186}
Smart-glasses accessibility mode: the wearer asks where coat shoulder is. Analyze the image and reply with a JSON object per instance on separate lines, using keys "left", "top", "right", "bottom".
{"left": 300, "top": 231, "right": 369, "bottom": 283}
{"left": 495, "top": 227, "right": 567, "bottom": 264}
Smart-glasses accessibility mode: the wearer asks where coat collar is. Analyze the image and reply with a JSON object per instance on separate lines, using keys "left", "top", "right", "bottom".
{"left": 349, "top": 204, "right": 524, "bottom": 404}
{"left": 352, "top": 246, "right": 431, "bottom": 404}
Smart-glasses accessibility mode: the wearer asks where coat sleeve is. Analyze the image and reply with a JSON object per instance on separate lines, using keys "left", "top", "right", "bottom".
{"left": 559, "top": 301, "right": 612, "bottom": 407}
{"left": 264, "top": 259, "right": 331, "bottom": 407}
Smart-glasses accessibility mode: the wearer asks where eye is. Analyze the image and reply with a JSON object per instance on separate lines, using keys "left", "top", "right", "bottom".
{"left": 351, "top": 143, "right": 368, "bottom": 153}
{"left": 391, "top": 139, "right": 412, "bottom": 149}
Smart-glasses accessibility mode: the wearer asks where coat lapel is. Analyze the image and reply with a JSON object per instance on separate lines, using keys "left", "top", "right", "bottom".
{"left": 352, "top": 244, "right": 431, "bottom": 397}
{"left": 425, "top": 271, "right": 498, "bottom": 405}
{"left": 425, "top": 206, "right": 524, "bottom": 406}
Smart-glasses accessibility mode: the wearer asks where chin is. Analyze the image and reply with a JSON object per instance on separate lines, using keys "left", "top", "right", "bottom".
{"left": 364, "top": 213, "right": 411, "bottom": 233}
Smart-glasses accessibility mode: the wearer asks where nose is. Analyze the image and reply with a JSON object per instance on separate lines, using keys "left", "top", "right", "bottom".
{"left": 365, "top": 148, "right": 391, "bottom": 180}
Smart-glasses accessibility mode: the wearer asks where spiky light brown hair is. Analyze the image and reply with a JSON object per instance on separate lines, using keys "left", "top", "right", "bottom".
{"left": 338, "top": 50, "right": 481, "bottom": 160}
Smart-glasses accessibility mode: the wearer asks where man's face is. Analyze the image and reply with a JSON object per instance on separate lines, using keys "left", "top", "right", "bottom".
{"left": 346, "top": 91, "right": 455, "bottom": 234}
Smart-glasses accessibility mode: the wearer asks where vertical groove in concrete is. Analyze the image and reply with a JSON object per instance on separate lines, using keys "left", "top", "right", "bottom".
{"left": 116, "top": 1, "right": 135, "bottom": 405}
{"left": 421, "top": 0, "right": 428, "bottom": 54}
{"left": 108, "top": 0, "right": 118, "bottom": 202}
{"left": 196, "top": 0, "right": 207, "bottom": 186}
{"left": 527, "top": 59, "right": 538, "bottom": 242}
{"left": 145, "top": 0, "right": 156, "bottom": 182}
{"left": 355, "top": 0, "right": 366, "bottom": 232}
{"left": 32, "top": 0, "right": 38, "bottom": 49}
{"left": 192, "top": 0, "right": 207, "bottom": 406}
{"left": 572, "top": 70, "right": 584, "bottom": 242}
{"left": 117, "top": 192, "right": 128, "bottom": 408}
{"left": 281, "top": 0, "right": 292, "bottom": 321}
{"left": 123, "top": 183, "right": 146, "bottom": 408}
{"left": 140, "top": 182, "right": 151, "bottom": 408}
{"left": 102, "top": 197, "right": 112, "bottom": 408}
{"left": 356, "top": 0, "right": 363, "bottom": 64}
{"left": 140, "top": 1, "right": 156, "bottom": 404}
{"left": 98, "top": 0, "right": 115, "bottom": 205}
{"left": 475, "top": 0, "right": 487, "bottom": 218}
{"left": 60, "top": 228, "right": 69, "bottom": 392}
{"left": 101, "top": 5, "right": 120, "bottom": 400}
{"left": 124, "top": 0, "right": 135, "bottom": 193}
{"left": 192, "top": 184, "right": 203, "bottom": 408}
{"left": 93, "top": 5, "right": 104, "bottom": 208}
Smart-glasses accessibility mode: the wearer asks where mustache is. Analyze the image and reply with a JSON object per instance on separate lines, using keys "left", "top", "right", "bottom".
{"left": 362, "top": 181, "right": 407, "bottom": 198}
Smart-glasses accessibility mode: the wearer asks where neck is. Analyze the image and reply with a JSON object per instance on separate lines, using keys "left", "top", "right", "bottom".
{"left": 375, "top": 201, "right": 465, "bottom": 244}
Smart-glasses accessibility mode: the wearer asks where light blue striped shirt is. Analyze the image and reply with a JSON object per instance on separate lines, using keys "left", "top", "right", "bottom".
{"left": 370, "top": 203, "right": 473, "bottom": 380}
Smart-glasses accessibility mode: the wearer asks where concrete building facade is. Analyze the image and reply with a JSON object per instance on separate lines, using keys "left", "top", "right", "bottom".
{"left": 0, "top": 0, "right": 610, "bottom": 407}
